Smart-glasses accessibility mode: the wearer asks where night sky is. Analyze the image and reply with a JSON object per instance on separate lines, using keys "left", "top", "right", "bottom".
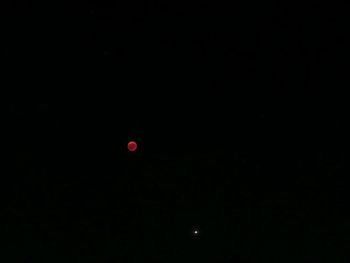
{"left": 4, "top": 1, "right": 347, "bottom": 262}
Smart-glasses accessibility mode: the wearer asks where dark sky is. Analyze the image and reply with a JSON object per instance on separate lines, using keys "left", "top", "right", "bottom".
{"left": 4, "top": 1, "right": 347, "bottom": 262}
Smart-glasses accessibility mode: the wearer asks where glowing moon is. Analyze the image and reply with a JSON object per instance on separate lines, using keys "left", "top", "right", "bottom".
{"left": 127, "top": 141, "right": 138, "bottom": 152}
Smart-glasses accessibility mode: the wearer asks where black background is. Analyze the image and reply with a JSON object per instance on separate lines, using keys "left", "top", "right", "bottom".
{"left": 3, "top": 1, "right": 347, "bottom": 262}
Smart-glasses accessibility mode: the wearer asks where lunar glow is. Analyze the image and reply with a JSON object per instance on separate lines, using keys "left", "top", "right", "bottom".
{"left": 127, "top": 141, "right": 138, "bottom": 152}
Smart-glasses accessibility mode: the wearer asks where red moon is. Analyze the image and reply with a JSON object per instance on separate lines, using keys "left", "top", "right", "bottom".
{"left": 127, "top": 141, "right": 138, "bottom": 152}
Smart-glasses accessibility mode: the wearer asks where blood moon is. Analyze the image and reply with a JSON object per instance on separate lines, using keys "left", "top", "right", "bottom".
{"left": 127, "top": 141, "right": 138, "bottom": 152}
